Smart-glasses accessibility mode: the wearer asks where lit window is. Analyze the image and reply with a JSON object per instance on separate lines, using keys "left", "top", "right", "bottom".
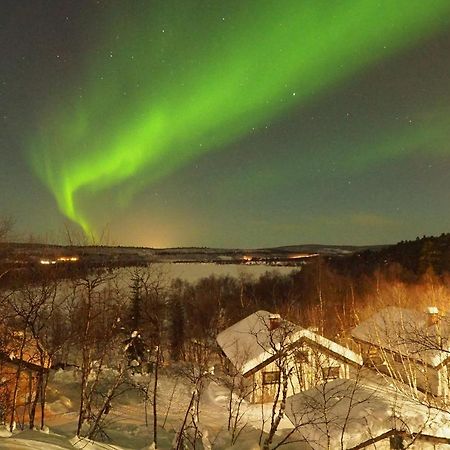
{"left": 322, "top": 366, "right": 340, "bottom": 380}
{"left": 390, "top": 432, "right": 404, "bottom": 449}
{"left": 262, "top": 371, "right": 280, "bottom": 385}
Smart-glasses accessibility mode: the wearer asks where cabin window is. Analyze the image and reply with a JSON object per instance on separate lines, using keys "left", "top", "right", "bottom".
{"left": 368, "top": 345, "right": 378, "bottom": 357}
{"left": 322, "top": 366, "right": 340, "bottom": 380}
{"left": 389, "top": 432, "right": 405, "bottom": 449}
{"left": 262, "top": 371, "right": 280, "bottom": 385}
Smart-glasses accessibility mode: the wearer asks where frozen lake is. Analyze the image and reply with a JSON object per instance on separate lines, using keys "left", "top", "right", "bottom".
{"left": 151, "top": 262, "right": 299, "bottom": 283}
{"left": 43, "top": 262, "right": 300, "bottom": 301}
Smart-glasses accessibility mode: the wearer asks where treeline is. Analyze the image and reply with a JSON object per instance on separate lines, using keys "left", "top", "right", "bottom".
{"left": 163, "top": 232, "right": 450, "bottom": 353}
{"left": 331, "top": 233, "right": 450, "bottom": 278}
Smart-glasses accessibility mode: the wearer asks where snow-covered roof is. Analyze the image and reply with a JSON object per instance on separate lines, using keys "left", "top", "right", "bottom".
{"left": 295, "top": 328, "right": 363, "bottom": 367}
{"left": 217, "top": 310, "right": 362, "bottom": 376}
{"left": 0, "top": 329, "right": 50, "bottom": 370}
{"left": 285, "top": 379, "right": 450, "bottom": 449}
{"left": 352, "top": 306, "right": 450, "bottom": 368}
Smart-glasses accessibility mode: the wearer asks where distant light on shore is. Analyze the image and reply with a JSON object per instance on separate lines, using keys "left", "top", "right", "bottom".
{"left": 40, "top": 256, "right": 79, "bottom": 265}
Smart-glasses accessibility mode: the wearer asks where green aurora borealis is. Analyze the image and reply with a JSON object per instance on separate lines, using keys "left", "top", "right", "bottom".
{"left": 2, "top": 1, "right": 450, "bottom": 246}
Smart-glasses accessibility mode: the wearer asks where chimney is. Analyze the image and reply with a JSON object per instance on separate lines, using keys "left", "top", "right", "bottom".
{"left": 269, "top": 313, "right": 282, "bottom": 331}
{"left": 427, "top": 306, "right": 439, "bottom": 326}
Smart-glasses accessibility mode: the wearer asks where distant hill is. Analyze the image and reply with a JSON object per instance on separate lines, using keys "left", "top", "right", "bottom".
{"left": 1, "top": 235, "right": 448, "bottom": 277}
{"left": 0, "top": 241, "right": 383, "bottom": 266}
{"left": 265, "top": 243, "right": 387, "bottom": 255}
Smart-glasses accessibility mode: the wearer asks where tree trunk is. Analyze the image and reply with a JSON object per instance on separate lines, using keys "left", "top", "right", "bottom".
{"left": 29, "top": 371, "right": 42, "bottom": 429}
{"left": 40, "top": 368, "right": 50, "bottom": 429}
{"left": 87, "top": 372, "right": 123, "bottom": 440}
{"left": 263, "top": 373, "right": 289, "bottom": 450}
{"left": 153, "top": 346, "right": 160, "bottom": 448}
{"left": 77, "top": 289, "right": 93, "bottom": 436}
{"left": 175, "top": 390, "right": 196, "bottom": 450}
{"left": 9, "top": 336, "right": 28, "bottom": 432}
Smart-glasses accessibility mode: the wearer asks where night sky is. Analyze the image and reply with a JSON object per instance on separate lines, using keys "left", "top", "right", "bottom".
{"left": 1, "top": 1, "right": 449, "bottom": 248}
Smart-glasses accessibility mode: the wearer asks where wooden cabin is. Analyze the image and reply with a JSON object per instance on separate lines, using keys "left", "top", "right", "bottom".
{"left": 217, "top": 310, "right": 363, "bottom": 403}
{"left": 0, "top": 329, "right": 50, "bottom": 427}
{"left": 352, "top": 306, "right": 450, "bottom": 402}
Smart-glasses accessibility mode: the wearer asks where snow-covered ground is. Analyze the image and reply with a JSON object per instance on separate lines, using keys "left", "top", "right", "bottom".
{"left": 3, "top": 367, "right": 450, "bottom": 449}
{"left": 286, "top": 377, "right": 450, "bottom": 449}
{"left": 0, "top": 368, "right": 305, "bottom": 450}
